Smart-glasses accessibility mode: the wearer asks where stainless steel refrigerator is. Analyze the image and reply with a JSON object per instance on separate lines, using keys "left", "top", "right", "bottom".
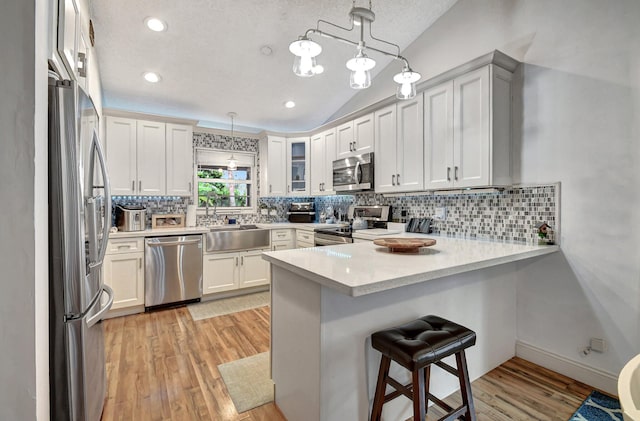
{"left": 48, "top": 73, "right": 114, "bottom": 421}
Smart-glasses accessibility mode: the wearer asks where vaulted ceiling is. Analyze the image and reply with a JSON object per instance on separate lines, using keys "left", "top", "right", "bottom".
{"left": 91, "top": 0, "right": 457, "bottom": 133}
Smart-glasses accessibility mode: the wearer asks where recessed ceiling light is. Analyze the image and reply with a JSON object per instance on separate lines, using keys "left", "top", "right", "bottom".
{"left": 144, "top": 17, "right": 167, "bottom": 32}
{"left": 143, "top": 72, "right": 161, "bottom": 83}
{"left": 284, "top": 101, "right": 296, "bottom": 108}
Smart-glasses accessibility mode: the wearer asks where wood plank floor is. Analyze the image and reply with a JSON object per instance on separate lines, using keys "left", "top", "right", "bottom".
{"left": 102, "top": 305, "right": 594, "bottom": 421}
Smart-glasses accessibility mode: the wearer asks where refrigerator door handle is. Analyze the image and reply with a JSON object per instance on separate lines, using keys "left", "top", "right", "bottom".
{"left": 86, "top": 285, "right": 114, "bottom": 328}
{"left": 91, "top": 128, "right": 112, "bottom": 266}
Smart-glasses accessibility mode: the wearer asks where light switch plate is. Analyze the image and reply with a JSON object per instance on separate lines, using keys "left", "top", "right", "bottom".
{"left": 435, "top": 207, "right": 447, "bottom": 220}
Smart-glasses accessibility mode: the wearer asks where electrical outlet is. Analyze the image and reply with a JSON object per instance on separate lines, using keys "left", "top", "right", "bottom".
{"left": 435, "top": 207, "right": 447, "bottom": 220}
{"left": 590, "top": 338, "right": 607, "bottom": 353}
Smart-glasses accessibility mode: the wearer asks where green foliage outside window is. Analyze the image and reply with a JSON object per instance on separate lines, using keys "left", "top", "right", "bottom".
{"left": 197, "top": 167, "right": 249, "bottom": 208}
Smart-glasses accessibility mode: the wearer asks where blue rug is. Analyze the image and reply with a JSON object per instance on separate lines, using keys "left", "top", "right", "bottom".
{"left": 569, "top": 391, "right": 623, "bottom": 421}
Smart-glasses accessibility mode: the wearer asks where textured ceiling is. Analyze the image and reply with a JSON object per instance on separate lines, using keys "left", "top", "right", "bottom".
{"left": 91, "top": 0, "right": 457, "bottom": 133}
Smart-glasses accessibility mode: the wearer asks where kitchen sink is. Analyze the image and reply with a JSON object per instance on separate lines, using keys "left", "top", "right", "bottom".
{"left": 205, "top": 225, "right": 269, "bottom": 252}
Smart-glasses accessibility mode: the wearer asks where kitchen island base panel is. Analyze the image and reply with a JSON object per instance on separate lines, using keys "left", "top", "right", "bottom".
{"left": 271, "top": 263, "right": 518, "bottom": 421}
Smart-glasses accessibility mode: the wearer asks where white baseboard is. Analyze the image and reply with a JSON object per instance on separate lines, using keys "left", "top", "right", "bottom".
{"left": 516, "top": 340, "right": 618, "bottom": 395}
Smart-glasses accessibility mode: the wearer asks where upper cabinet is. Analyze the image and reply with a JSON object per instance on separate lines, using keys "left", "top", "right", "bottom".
{"left": 106, "top": 116, "right": 193, "bottom": 196}
{"left": 336, "top": 113, "right": 374, "bottom": 159}
{"left": 424, "top": 64, "right": 513, "bottom": 190}
{"left": 374, "top": 95, "right": 424, "bottom": 193}
{"left": 166, "top": 124, "right": 194, "bottom": 196}
{"left": 286, "top": 137, "right": 310, "bottom": 196}
{"left": 310, "top": 128, "right": 337, "bottom": 196}
{"left": 259, "top": 136, "right": 287, "bottom": 197}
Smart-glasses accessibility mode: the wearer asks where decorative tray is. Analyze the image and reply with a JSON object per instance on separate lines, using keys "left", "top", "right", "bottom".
{"left": 373, "top": 238, "right": 437, "bottom": 253}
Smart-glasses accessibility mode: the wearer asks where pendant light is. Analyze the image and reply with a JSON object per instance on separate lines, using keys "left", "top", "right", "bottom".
{"left": 288, "top": 0, "right": 421, "bottom": 98}
{"left": 227, "top": 112, "right": 238, "bottom": 171}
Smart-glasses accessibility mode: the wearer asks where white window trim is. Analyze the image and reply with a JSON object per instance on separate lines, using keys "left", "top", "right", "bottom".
{"left": 194, "top": 148, "right": 257, "bottom": 215}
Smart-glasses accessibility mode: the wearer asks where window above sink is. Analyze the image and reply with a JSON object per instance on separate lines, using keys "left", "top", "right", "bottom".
{"left": 195, "top": 148, "right": 256, "bottom": 214}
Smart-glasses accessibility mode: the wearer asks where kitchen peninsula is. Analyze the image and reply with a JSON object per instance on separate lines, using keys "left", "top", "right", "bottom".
{"left": 263, "top": 237, "right": 559, "bottom": 421}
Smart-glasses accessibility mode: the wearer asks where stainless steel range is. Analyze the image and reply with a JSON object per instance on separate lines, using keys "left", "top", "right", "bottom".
{"left": 314, "top": 205, "right": 391, "bottom": 246}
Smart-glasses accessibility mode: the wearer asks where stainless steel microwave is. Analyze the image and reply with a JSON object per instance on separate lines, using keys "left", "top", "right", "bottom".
{"left": 332, "top": 152, "right": 374, "bottom": 192}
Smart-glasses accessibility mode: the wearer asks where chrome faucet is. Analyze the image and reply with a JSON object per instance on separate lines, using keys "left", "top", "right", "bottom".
{"left": 205, "top": 191, "right": 219, "bottom": 220}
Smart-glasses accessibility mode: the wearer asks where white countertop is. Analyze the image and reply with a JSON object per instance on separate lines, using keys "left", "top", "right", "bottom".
{"left": 263, "top": 236, "right": 559, "bottom": 297}
{"left": 107, "top": 222, "right": 346, "bottom": 239}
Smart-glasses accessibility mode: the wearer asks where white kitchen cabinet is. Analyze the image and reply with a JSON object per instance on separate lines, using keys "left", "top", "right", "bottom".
{"left": 103, "top": 238, "right": 145, "bottom": 314}
{"left": 310, "top": 128, "right": 336, "bottom": 196}
{"left": 57, "top": 0, "right": 80, "bottom": 81}
{"left": 287, "top": 137, "right": 310, "bottom": 196}
{"left": 203, "top": 252, "right": 239, "bottom": 294}
{"left": 424, "top": 65, "right": 513, "bottom": 189}
{"left": 166, "top": 123, "right": 194, "bottom": 196}
{"left": 239, "top": 250, "right": 270, "bottom": 288}
{"left": 106, "top": 116, "right": 137, "bottom": 195}
{"left": 259, "top": 135, "right": 287, "bottom": 197}
{"left": 296, "top": 229, "right": 314, "bottom": 248}
{"left": 136, "top": 120, "right": 166, "bottom": 195}
{"left": 336, "top": 113, "right": 374, "bottom": 159}
{"left": 203, "top": 248, "right": 270, "bottom": 294}
{"left": 374, "top": 95, "right": 424, "bottom": 193}
{"left": 106, "top": 117, "right": 180, "bottom": 196}
{"left": 271, "top": 229, "right": 294, "bottom": 250}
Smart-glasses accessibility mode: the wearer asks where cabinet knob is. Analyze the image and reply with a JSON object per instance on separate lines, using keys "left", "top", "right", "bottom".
{"left": 391, "top": 174, "right": 396, "bottom": 186}
{"left": 447, "top": 167, "right": 451, "bottom": 181}
{"left": 396, "top": 174, "right": 400, "bottom": 185}
{"left": 132, "top": 180, "right": 135, "bottom": 191}
{"left": 139, "top": 180, "right": 142, "bottom": 191}
{"left": 454, "top": 166, "right": 459, "bottom": 181}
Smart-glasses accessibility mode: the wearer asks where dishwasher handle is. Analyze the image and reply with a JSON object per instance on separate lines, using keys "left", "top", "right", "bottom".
{"left": 146, "top": 239, "right": 201, "bottom": 247}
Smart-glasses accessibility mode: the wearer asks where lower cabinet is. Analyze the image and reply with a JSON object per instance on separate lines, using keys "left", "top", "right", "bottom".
{"left": 103, "top": 240, "right": 145, "bottom": 311}
{"left": 271, "top": 229, "right": 294, "bottom": 251}
{"left": 203, "top": 248, "right": 270, "bottom": 295}
{"left": 296, "top": 229, "right": 314, "bottom": 248}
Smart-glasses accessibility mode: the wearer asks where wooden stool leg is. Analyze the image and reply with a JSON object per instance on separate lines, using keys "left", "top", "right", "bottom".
{"left": 371, "top": 355, "right": 391, "bottom": 421}
{"left": 412, "top": 367, "right": 426, "bottom": 421}
{"left": 455, "top": 350, "right": 476, "bottom": 421}
{"left": 423, "top": 365, "right": 431, "bottom": 416}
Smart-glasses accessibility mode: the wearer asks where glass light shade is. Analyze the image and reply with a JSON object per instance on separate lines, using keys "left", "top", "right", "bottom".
{"left": 227, "top": 154, "right": 238, "bottom": 171}
{"left": 396, "top": 82, "right": 416, "bottom": 99}
{"left": 293, "top": 55, "right": 318, "bottom": 77}
{"left": 393, "top": 69, "right": 421, "bottom": 100}
{"left": 350, "top": 69, "right": 371, "bottom": 89}
{"left": 289, "top": 38, "right": 322, "bottom": 57}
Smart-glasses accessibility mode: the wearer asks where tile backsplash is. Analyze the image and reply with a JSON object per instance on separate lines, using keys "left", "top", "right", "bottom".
{"left": 314, "top": 184, "right": 558, "bottom": 244}
{"left": 111, "top": 130, "right": 558, "bottom": 244}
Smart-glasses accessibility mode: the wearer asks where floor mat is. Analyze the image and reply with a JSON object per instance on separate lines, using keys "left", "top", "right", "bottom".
{"left": 569, "top": 390, "right": 623, "bottom": 421}
{"left": 218, "top": 352, "right": 274, "bottom": 413}
{"left": 187, "top": 291, "right": 269, "bottom": 321}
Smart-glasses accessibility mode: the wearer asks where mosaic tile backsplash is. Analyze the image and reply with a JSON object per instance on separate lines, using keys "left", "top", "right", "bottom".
{"left": 314, "top": 185, "right": 558, "bottom": 244}
{"left": 112, "top": 130, "right": 558, "bottom": 244}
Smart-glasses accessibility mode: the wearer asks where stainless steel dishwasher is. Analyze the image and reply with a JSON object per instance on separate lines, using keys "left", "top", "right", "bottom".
{"left": 145, "top": 235, "right": 203, "bottom": 308}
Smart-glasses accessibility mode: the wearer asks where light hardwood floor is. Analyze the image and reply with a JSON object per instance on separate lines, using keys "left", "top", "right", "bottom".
{"left": 102, "top": 305, "right": 594, "bottom": 421}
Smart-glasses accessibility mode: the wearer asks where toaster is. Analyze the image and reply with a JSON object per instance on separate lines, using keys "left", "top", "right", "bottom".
{"left": 115, "top": 205, "right": 147, "bottom": 232}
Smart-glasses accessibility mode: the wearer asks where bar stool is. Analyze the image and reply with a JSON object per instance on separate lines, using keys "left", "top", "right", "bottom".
{"left": 370, "top": 315, "right": 477, "bottom": 421}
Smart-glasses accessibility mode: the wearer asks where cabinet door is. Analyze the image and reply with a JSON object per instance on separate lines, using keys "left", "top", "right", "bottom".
{"left": 323, "top": 128, "right": 337, "bottom": 193}
{"left": 105, "top": 117, "right": 137, "bottom": 195}
{"left": 203, "top": 253, "right": 239, "bottom": 294}
{"left": 103, "top": 252, "right": 144, "bottom": 309}
{"left": 239, "top": 250, "right": 269, "bottom": 288}
{"left": 271, "top": 240, "right": 294, "bottom": 251}
{"left": 336, "top": 121, "right": 354, "bottom": 159}
{"left": 396, "top": 95, "right": 424, "bottom": 192}
{"left": 374, "top": 104, "right": 397, "bottom": 193}
{"left": 310, "top": 133, "right": 325, "bottom": 196}
{"left": 353, "top": 113, "right": 374, "bottom": 155}
{"left": 166, "top": 123, "right": 194, "bottom": 196}
{"left": 58, "top": 0, "right": 79, "bottom": 79}
{"left": 454, "top": 66, "right": 490, "bottom": 188}
{"left": 287, "top": 137, "right": 310, "bottom": 196}
{"left": 266, "top": 136, "right": 287, "bottom": 196}
{"left": 136, "top": 120, "right": 166, "bottom": 195}
{"left": 424, "top": 82, "right": 454, "bottom": 189}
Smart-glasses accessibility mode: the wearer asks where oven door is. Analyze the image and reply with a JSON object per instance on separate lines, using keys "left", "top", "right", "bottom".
{"left": 314, "top": 232, "right": 353, "bottom": 246}
{"left": 333, "top": 153, "right": 373, "bottom": 192}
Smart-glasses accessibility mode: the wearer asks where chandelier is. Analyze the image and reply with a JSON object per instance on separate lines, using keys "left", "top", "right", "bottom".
{"left": 288, "top": 0, "right": 421, "bottom": 99}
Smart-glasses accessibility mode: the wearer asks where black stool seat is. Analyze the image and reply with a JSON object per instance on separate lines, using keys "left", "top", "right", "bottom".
{"left": 370, "top": 315, "right": 477, "bottom": 421}
{"left": 372, "top": 315, "right": 476, "bottom": 370}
